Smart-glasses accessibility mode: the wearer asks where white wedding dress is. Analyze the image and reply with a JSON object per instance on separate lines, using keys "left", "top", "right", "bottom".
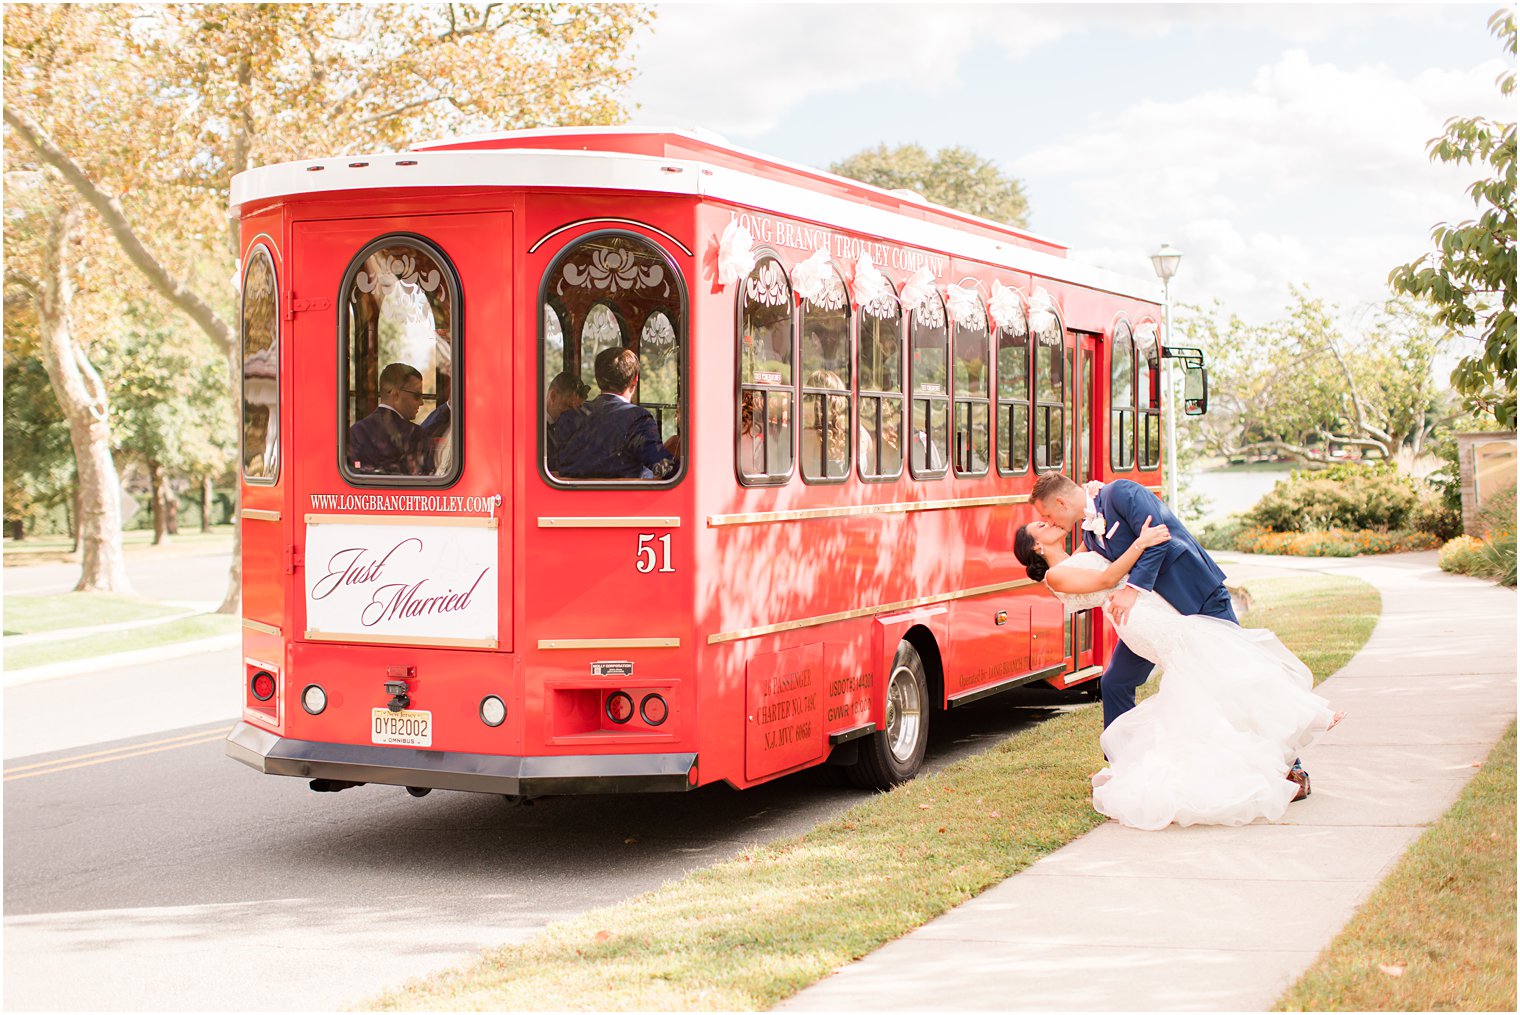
{"left": 1050, "top": 552, "right": 1334, "bottom": 830}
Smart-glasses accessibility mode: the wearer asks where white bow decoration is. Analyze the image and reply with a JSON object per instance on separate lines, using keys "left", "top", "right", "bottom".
{"left": 899, "top": 265, "right": 937, "bottom": 318}
{"left": 945, "top": 283, "right": 985, "bottom": 330}
{"left": 715, "top": 219, "right": 757, "bottom": 288}
{"left": 1027, "top": 286, "right": 1058, "bottom": 337}
{"left": 791, "top": 247, "right": 846, "bottom": 310}
{"left": 988, "top": 281, "right": 1025, "bottom": 335}
{"left": 854, "top": 253, "right": 896, "bottom": 318}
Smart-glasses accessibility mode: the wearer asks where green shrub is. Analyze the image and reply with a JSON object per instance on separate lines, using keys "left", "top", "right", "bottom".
{"left": 1482, "top": 528, "right": 1517, "bottom": 588}
{"left": 1247, "top": 462, "right": 1419, "bottom": 533}
{"left": 1409, "top": 492, "right": 1463, "bottom": 542}
{"left": 1474, "top": 485, "right": 1517, "bottom": 588}
{"left": 1198, "top": 517, "right": 1246, "bottom": 552}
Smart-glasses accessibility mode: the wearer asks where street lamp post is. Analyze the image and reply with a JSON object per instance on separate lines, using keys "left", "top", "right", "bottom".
{"left": 1150, "top": 244, "right": 1183, "bottom": 513}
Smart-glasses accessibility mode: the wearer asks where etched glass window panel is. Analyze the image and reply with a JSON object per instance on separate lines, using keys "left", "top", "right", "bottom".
{"left": 741, "top": 258, "right": 793, "bottom": 387}
{"left": 241, "top": 247, "right": 279, "bottom": 482}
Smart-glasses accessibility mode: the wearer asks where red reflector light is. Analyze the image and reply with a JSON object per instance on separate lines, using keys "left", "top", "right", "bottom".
{"left": 250, "top": 670, "right": 276, "bottom": 701}
{"left": 640, "top": 693, "right": 668, "bottom": 726}
{"left": 606, "top": 691, "right": 634, "bottom": 725}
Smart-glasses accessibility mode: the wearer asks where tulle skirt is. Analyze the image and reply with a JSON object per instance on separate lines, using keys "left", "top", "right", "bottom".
{"left": 1092, "top": 597, "right": 1334, "bottom": 831}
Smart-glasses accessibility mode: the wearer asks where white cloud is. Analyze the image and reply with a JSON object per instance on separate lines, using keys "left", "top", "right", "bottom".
{"left": 628, "top": 4, "right": 1077, "bottom": 136}
{"left": 1028, "top": 49, "right": 1511, "bottom": 323}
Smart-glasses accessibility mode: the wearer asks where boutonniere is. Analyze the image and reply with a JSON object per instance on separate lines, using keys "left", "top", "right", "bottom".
{"left": 1081, "top": 513, "right": 1108, "bottom": 540}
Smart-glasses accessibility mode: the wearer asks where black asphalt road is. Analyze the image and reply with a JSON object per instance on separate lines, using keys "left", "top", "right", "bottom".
{"left": 3, "top": 686, "right": 1087, "bottom": 1010}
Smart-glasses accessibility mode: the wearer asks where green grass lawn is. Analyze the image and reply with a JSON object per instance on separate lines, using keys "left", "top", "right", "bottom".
{"left": 363, "top": 574, "right": 1380, "bottom": 1012}
{"left": 4, "top": 613, "right": 238, "bottom": 671}
{"left": 1276, "top": 722, "right": 1517, "bottom": 1012}
{"left": 3, "top": 592, "right": 188, "bottom": 636}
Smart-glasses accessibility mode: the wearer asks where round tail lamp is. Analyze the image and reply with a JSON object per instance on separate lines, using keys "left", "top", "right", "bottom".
{"left": 250, "top": 670, "right": 276, "bottom": 701}
{"left": 606, "top": 691, "right": 635, "bottom": 725}
{"left": 480, "top": 695, "right": 507, "bottom": 727}
{"left": 640, "top": 693, "right": 669, "bottom": 726}
{"left": 301, "top": 684, "right": 327, "bottom": 715}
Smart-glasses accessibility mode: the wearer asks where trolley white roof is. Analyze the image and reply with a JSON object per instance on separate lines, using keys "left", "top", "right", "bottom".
{"left": 230, "top": 130, "right": 1163, "bottom": 305}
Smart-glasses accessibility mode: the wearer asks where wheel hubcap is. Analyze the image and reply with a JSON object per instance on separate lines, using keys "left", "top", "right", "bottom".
{"left": 886, "top": 664, "right": 922, "bottom": 763}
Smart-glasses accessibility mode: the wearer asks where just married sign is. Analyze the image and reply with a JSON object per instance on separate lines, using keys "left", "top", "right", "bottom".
{"left": 303, "top": 516, "right": 498, "bottom": 648}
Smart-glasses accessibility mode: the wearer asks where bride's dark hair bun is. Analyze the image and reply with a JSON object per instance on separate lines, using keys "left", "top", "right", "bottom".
{"left": 1013, "top": 525, "right": 1049, "bottom": 582}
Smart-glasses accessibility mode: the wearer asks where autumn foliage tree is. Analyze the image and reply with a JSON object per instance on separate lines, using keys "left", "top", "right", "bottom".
{"left": 3, "top": 3, "right": 653, "bottom": 604}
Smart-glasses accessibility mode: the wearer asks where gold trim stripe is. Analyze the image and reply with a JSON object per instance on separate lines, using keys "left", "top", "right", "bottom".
{"left": 305, "top": 631, "right": 498, "bottom": 649}
{"left": 242, "top": 619, "right": 281, "bottom": 637}
{"left": 709, "top": 578, "right": 1036, "bottom": 645}
{"left": 708, "top": 494, "right": 1030, "bottom": 528}
{"left": 538, "top": 516, "right": 681, "bottom": 528}
{"left": 537, "top": 638, "right": 681, "bottom": 650}
{"left": 241, "top": 508, "right": 281, "bottom": 522}
{"left": 304, "top": 513, "right": 497, "bottom": 529}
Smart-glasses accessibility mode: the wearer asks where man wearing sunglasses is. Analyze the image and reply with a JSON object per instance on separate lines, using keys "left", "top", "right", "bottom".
{"left": 348, "top": 361, "right": 442, "bottom": 475}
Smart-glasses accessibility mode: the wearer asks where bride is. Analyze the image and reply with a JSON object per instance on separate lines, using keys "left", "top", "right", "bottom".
{"left": 1013, "top": 512, "right": 1337, "bottom": 830}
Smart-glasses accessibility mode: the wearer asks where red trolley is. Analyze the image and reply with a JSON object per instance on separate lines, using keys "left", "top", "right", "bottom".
{"left": 226, "top": 128, "right": 1189, "bottom": 797}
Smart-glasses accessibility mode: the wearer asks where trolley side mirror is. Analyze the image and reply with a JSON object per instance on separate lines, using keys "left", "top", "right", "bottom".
{"left": 1183, "top": 364, "right": 1208, "bottom": 416}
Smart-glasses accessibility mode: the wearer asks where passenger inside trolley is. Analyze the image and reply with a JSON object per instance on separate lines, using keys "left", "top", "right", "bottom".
{"left": 347, "top": 361, "right": 448, "bottom": 476}
{"left": 554, "top": 347, "right": 680, "bottom": 480}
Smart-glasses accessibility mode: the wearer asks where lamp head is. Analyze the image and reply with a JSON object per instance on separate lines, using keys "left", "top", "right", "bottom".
{"left": 1150, "top": 243, "right": 1183, "bottom": 282}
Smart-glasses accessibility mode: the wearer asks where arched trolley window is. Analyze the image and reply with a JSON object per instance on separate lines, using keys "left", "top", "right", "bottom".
{"left": 540, "top": 230, "right": 686, "bottom": 485}
{"left": 856, "top": 262, "right": 904, "bottom": 481}
{"left": 241, "top": 244, "right": 280, "bottom": 484}
{"left": 1110, "top": 319, "right": 1136, "bottom": 471}
{"left": 1032, "top": 300, "right": 1065, "bottom": 471}
{"left": 1137, "top": 323, "right": 1162, "bottom": 470}
{"left": 737, "top": 253, "right": 795, "bottom": 485}
{"left": 339, "top": 236, "right": 461, "bottom": 486}
{"left": 798, "top": 255, "right": 852, "bottom": 483}
{"left": 909, "top": 286, "right": 950, "bottom": 478}
{"left": 995, "top": 293, "right": 1030, "bottom": 475}
{"left": 950, "top": 286, "right": 990, "bottom": 477}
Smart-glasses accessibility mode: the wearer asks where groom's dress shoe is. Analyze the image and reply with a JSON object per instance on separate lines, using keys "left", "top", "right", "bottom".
{"left": 1287, "top": 761, "right": 1311, "bottom": 801}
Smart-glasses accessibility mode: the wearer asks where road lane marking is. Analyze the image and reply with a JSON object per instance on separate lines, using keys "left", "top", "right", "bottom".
{"left": 4, "top": 726, "right": 232, "bottom": 782}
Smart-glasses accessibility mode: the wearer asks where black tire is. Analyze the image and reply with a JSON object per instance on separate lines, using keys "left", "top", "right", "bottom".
{"left": 847, "top": 640, "right": 930, "bottom": 790}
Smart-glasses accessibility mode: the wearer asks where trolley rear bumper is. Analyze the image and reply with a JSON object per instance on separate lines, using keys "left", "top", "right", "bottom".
{"left": 225, "top": 721, "right": 697, "bottom": 796}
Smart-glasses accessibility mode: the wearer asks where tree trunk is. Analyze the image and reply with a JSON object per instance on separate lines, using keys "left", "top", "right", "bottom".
{"left": 201, "top": 475, "right": 214, "bottom": 533}
{"left": 9, "top": 519, "right": 24, "bottom": 541}
{"left": 165, "top": 478, "right": 180, "bottom": 536}
{"left": 69, "top": 482, "right": 80, "bottom": 552}
{"left": 149, "top": 460, "right": 170, "bottom": 546}
{"left": 30, "top": 205, "right": 133, "bottom": 593}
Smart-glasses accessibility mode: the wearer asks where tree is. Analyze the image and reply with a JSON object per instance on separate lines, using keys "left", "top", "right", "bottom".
{"left": 830, "top": 143, "right": 1030, "bottom": 228}
{"left": 3, "top": 314, "right": 75, "bottom": 541}
{"left": 1176, "top": 290, "right": 1451, "bottom": 467}
{"left": 3, "top": 3, "right": 653, "bottom": 608}
{"left": 1389, "top": 8, "right": 1516, "bottom": 428}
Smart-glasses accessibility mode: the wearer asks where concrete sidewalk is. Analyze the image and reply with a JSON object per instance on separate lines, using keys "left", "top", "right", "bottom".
{"left": 783, "top": 552, "right": 1516, "bottom": 1011}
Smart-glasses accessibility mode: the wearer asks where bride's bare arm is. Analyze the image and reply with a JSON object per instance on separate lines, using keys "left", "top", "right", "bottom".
{"left": 1044, "top": 518, "right": 1171, "bottom": 594}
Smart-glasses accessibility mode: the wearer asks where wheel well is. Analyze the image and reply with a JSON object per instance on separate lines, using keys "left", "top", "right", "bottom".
{"left": 902, "top": 624, "right": 945, "bottom": 712}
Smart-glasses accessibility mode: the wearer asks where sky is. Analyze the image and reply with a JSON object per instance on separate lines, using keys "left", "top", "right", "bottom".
{"left": 624, "top": 3, "right": 1512, "bottom": 329}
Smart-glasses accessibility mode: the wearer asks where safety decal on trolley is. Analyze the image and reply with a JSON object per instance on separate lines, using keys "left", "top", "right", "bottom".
{"left": 304, "top": 518, "right": 498, "bottom": 646}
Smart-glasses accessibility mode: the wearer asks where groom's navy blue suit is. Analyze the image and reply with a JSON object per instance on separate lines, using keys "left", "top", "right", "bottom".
{"left": 1086, "top": 479, "right": 1236, "bottom": 728}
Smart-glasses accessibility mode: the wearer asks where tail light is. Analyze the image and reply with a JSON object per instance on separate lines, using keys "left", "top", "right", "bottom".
{"left": 250, "top": 670, "right": 276, "bottom": 701}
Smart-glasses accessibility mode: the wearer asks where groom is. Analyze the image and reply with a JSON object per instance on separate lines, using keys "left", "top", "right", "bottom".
{"left": 1030, "top": 473, "right": 1312, "bottom": 798}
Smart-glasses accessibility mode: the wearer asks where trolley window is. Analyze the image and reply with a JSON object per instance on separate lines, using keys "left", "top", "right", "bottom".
{"left": 340, "top": 236, "right": 460, "bottom": 485}
{"left": 738, "top": 254, "right": 794, "bottom": 484}
{"left": 1032, "top": 304, "right": 1065, "bottom": 471}
{"left": 1110, "top": 319, "right": 1136, "bottom": 470}
{"left": 1139, "top": 325, "right": 1162, "bottom": 470}
{"left": 909, "top": 289, "right": 949, "bottom": 478}
{"left": 540, "top": 231, "right": 686, "bottom": 484}
{"left": 950, "top": 288, "right": 990, "bottom": 477}
{"left": 799, "top": 257, "right": 852, "bottom": 483}
{"left": 241, "top": 245, "right": 279, "bottom": 483}
{"left": 995, "top": 298, "right": 1030, "bottom": 475}
{"left": 856, "top": 264, "right": 904, "bottom": 481}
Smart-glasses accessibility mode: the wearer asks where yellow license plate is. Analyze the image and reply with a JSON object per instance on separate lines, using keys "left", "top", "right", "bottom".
{"left": 371, "top": 708, "right": 432, "bottom": 747}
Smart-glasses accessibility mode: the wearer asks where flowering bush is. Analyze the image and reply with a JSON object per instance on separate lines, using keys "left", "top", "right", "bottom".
{"left": 1440, "top": 535, "right": 1491, "bottom": 576}
{"left": 1227, "top": 525, "right": 1441, "bottom": 557}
